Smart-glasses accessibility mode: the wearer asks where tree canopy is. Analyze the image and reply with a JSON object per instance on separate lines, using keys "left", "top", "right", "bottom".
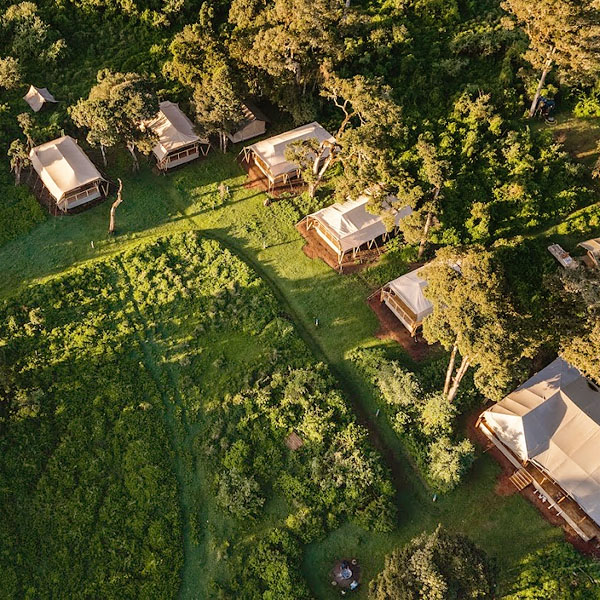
{"left": 369, "top": 525, "right": 496, "bottom": 600}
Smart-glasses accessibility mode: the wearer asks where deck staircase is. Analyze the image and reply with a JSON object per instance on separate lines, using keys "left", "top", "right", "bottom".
{"left": 509, "top": 468, "right": 534, "bottom": 491}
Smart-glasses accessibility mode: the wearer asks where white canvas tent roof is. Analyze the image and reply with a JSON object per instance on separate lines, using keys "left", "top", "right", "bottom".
{"left": 308, "top": 196, "right": 412, "bottom": 254}
{"left": 30, "top": 135, "right": 105, "bottom": 203}
{"left": 23, "top": 85, "right": 57, "bottom": 112}
{"left": 147, "top": 101, "right": 206, "bottom": 161}
{"left": 386, "top": 266, "right": 433, "bottom": 322}
{"left": 579, "top": 238, "right": 600, "bottom": 256}
{"left": 483, "top": 358, "right": 600, "bottom": 526}
{"left": 246, "top": 122, "right": 335, "bottom": 180}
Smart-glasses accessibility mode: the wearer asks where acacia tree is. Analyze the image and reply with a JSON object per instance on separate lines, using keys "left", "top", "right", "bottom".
{"left": 502, "top": 0, "right": 600, "bottom": 116}
{"left": 70, "top": 70, "right": 158, "bottom": 171}
{"left": 421, "top": 246, "right": 535, "bottom": 402}
{"left": 285, "top": 70, "right": 404, "bottom": 200}
{"left": 8, "top": 139, "right": 30, "bottom": 185}
{"left": 369, "top": 525, "right": 496, "bottom": 600}
{"left": 193, "top": 59, "right": 247, "bottom": 152}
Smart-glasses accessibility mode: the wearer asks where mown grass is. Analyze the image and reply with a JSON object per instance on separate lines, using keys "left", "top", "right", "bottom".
{"left": 0, "top": 148, "right": 584, "bottom": 597}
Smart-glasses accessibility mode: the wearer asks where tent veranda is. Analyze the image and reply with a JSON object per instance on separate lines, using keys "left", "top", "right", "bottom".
{"left": 23, "top": 85, "right": 58, "bottom": 112}
{"left": 29, "top": 135, "right": 108, "bottom": 212}
{"left": 380, "top": 265, "right": 433, "bottom": 335}
{"left": 147, "top": 101, "right": 210, "bottom": 171}
{"left": 480, "top": 358, "right": 600, "bottom": 537}
{"left": 305, "top": 195, "right": 412, "bottom": 264}
{"left": 242, "top": 122, "right": 335, "bottom": 190}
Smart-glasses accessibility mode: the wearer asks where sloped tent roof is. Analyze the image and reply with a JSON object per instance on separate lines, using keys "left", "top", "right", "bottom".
{"left": 387, "top": 266, "right": 433, "bottom": 322}
{"left": 579, "top": 238, "right": 600, "bottom": 258}
{"left": 240, "top": 102, "right": 269, "bottom": 126}
{"left": 30, "top": 135, "right": 105, "bottom": 203}
{"left": 23, "top": 85, "right": 58, "bottom": 112}
{"left": 147, "top": 101, "right": 207, "bottom": 161}
{"left": 483, "top": 358, "right": 600, "bottom": 526}
{"left": 308, "top": 196, "right": 413, "bottom": 253}
{"left": 246, "top": 122, "right": 335, "bottom": 179}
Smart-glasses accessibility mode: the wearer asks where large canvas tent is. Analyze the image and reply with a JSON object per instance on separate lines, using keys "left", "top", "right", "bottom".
{"left": 305, "top": 196, "right": 412, "bottom": 264}
{"left": 147, "top": 101, "right": 210, "bottom": 171}
{"left": 30, "top": 135, "right": 108, "bottom": 212}
{"left": 227, "top": 103, "right": 268, "bottom": 144}
{"left": 579, "top": 237, "right": 600, "bottom": 268}
{"left": 480, "top": 358, "right": 600, "bottom": 537}
{"left": 23, "top": 85, "right": 58, "bottom": 112}
{"left": 380, "top": 266, "right": 433, "bottom": 335}
{"left": 242, "top": 122, "right": 335, "bottom": 191}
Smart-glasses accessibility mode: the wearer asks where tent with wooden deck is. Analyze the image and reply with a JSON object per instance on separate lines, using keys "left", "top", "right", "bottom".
{"left": 30, "top": 135, "right": 108, "bottom": 212}
{"left": 304, "top": 195, "right": 412, "bottom": 264}
{"left": 578, "top": 237, "right": 600, "bottom": 268}
{"left": 380, "top": 266, "right": 433, "bottom": 336}
{"left": 227, "top": 103, "right": 268, "bottom": 144}
{"left": 479, "top": 358, "right": 600, "bottom": 540}
{"left": 242, "top": 122, "right": 335, "bottom": 191}
{"left": 147, "top": 101, "right": 210, "bottom": 171}
{"left": 23, "top": 85, "right": 58, "bottom": 112}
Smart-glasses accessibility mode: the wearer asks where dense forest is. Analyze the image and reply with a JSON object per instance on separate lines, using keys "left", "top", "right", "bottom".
{"left": 1, "top": 0, "right": 600, "bottom": 597}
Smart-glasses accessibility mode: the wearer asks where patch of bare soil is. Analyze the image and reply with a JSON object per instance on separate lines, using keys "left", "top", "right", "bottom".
{"left": 367, "top": 295, "right": 433, "bottom": 362}
{"left": 466, "top": 410, "right": 600, "bottom": 558}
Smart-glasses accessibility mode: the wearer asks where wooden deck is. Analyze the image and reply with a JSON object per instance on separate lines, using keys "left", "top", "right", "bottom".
{"left": 240, "top": 156, "right": 306, "bottom": 197}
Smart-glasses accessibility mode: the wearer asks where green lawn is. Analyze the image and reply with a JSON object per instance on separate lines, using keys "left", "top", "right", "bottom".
{"left": 0, "top": 150, "right": 575, "bottom": 596}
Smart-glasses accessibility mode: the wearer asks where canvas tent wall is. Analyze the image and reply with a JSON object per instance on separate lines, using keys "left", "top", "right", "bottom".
{"left": 23, "top": 85, "right": 58, "bottom": 112}
{"left": 147, "top": 101, "right": 209, "bottom": 170}
{"left": 381, "top": 266, "right": 433, "bottom": 335}
{"left": 29, "top": 135, "right": 108, "bottom": 212}
{"left": 227, "top": 103, "right": 268, "bottom": 144}
{"left": 242, "top": 122, "right": 335, "bottom": 190}
{"left": 305, "top": 195, "right": 412, "bottom": 264}
{"left": 480, "top": 358, "right": 600, "bottom": 531}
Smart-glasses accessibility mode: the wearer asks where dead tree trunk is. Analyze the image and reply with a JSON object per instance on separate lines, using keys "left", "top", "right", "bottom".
{"left": 100, "top": 144, "right": 107, "bottom": 167}
{"left": 108, "top": 178, "right": 123, "bottom": 235}
{"left": 529, "top": 47, "right": 556, "bottom": 118}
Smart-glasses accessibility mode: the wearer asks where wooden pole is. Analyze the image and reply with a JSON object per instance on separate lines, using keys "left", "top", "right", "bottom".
{"left": 108, "top": 178, "right": 123, "bottom": 235}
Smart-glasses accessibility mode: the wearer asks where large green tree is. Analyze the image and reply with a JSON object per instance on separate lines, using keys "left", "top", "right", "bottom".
{"left": 369, "top": 525, "right": 496, "bottom": 600}
{"left": 502, "top": 0, "right": 600, "bottom": 116}
{"left": 503, "top": 542, "right": 600, "bottom": 599}
{"left": 228, "top": 0, "right": 345, "bottom": 121}
{"left": 422, "top": 246, "right": 536, "bottom": 402}
{"left": 559, "top": 266, "right": 600, "bottom": 383}
{"left": 193, "top": 59, "right": 247, "bottom": 152}
{"left": 70, "top": 70, "right": 158, "bottom": 170}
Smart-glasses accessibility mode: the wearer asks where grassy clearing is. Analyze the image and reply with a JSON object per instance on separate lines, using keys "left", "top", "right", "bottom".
{"left": 0, "top": 150, "right": 582, "bottom": 596}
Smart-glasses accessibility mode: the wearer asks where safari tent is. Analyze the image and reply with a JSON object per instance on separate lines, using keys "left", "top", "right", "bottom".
{"left": 304, "top": 196, "right": 412, "bottom": 264}
{"left": 478, "top": 358, "right": 600, "bottom": 541}
{"left": 227, "top": 103, "right": 268, "bottom": 144}
{"left": 23, "top": 85, "right": 58, "bottom": 112}
{"left": 30, "top": 135, "right": 108, "bottom": 212}
{"left": 242, "top": 122, "right": 335, "bottom": 191}
{"left": 380, "top": 266, "right": 433, "bottom": 336}
{"left": 579, "top": 237, "right": 600, "bottom": 268}
{"left": 147, "top": 101, "right": 210, "bottom": 171}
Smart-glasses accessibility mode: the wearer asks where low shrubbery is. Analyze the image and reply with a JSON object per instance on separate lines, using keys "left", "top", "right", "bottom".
{"left": 0, "top": 232, "right": 396, "bottom": 598}
{"left": 350, "top": 347, "right": 476, "bottom": 493}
